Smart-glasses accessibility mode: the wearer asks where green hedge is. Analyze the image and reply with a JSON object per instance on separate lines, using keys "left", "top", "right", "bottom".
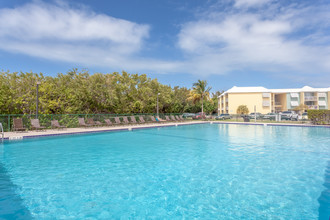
{"left": 307, "top": 110, "right": 330, "bottom": 125}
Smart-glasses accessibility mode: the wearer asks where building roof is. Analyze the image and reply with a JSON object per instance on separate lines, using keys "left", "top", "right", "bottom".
{"left": 219, "top": 86, "right": 330, "bottom": 97}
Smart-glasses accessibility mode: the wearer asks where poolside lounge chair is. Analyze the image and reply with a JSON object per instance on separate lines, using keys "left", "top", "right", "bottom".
{"left": 170, "top": 115, "right": 177, "bottom": 121}
{"left": 13, "top": 118, "right": 26, "bottom": 132}
{"left": 87, "top": 118, "right": 103, "bottom": 127}
{"left": 150, "top": 116, "right": 158, "bottom": 123}
{"left": 156, "top": 117, "right": 166, "bottom": 122}
{"left": 130, "top": 116, "right": 138, "bottom": 124}
{"left": 95, "top": 119, "right": 105, "bottom": 126}
{"left": 95, "top": 121, "right": 104, "bottom": 126}
{"left": 179, "top": 115, "right": 184, "bottom": 120}
{"left": 175, "top": 115, "right": 182, "bottom": 121}
{"left": 105, "top": 119, "right": 113, "bottom": 126}
{"left": 78, "top": 118, "right": 93, "bottom": 128}
{"left": 165, "top": 115, "right": 172, "bottom": 121}
{"left": 30, "top": 119, "right": 46, "bottom": 131}
{"left": 122, "top": 116, "right": 130, "bottom": 124}
{"left": 114, "top": 117, "right": 122, "bottom": 125}
{"left": 51, "top": 120, "right": 66, "bottom": 129}
{"left": 138, "top": 116, "right": 146, "bottom": 124}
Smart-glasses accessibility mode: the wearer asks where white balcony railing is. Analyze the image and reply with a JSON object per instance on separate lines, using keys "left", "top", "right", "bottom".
{"left": 290, "top": 101, "right": 299, "bottom": 107}
{"left": 305, "top": 96, "right": 317, "bottom": 101}
{"left": 262, "top": 101, "right": 270, "bottom": 106}
{"left": 262, "top": 93, "right": 271, "bottom": 98}
{"left": 318, "top": 101, "right": 326, "bottom": 106}
{"left": 290, "top": 93, "right": 299, "bottom": 98}
{"left": 307, "top": 105, "right": 318, "bottom": 109}
{"left": 318, "top": 93, "right": 327, "bottom": 98}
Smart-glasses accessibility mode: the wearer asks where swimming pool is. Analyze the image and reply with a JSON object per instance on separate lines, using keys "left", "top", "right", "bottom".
{"left": 0, "top": 124, "right": 329, "bottom": 219}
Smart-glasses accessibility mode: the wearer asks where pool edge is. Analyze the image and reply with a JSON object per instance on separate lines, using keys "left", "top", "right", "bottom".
{"left": 2, "top": 122, "right": 208, "bottom": 141}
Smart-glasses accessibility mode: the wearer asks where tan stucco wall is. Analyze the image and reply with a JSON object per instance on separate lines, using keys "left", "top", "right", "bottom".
{"left": 300, "top": 92, "right": 304, "bottom": 105}
{"left": 276, "top": 94, "right": 287, "bottom": 111}
{"left": 227, "top": 93, "right": 270, "bottom": 114}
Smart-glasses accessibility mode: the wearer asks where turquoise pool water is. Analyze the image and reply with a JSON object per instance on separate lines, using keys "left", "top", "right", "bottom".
{"left": 0, "top": 124, "right": 329, "bottom": 219}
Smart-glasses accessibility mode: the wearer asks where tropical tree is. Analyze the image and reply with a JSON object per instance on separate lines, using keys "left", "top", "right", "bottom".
{"left": 191, "top": 80, "right": 212, "bottom": 113}
{"left": 0, "top": 70, "right": 224, "bottom": 115}
{"left": 236, "top": 105, "right": 249, "bottom": 115}
{"left": 293, "top": 103, "right": 308, "bottom": 114}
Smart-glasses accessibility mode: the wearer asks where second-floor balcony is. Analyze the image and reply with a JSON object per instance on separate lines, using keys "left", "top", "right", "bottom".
{"left": 307, "top": 105, "right": 318, "bottom": 109}
{"left": 262, "top": 93, "right": 271, "bottom": 98}
{"left": 262, "top": 101, "right": 270, "bottom": 106}
{"left": 290, "top": 93, "right": 299, "bottom": 98}
{"left": 305, "top": 96, "right": 317, "bottom": 101}
{"left": 290, "top": 101, "right": 299, "bottom": 107}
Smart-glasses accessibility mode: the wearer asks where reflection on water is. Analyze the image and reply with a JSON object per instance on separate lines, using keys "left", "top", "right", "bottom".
{"left": 222, "top": 124, "right": 330, "bottom": 156}
{"left": 219, "top": 124, "right": 330, "bottom": 219}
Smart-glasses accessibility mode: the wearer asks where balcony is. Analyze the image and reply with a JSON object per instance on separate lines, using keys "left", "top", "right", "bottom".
{"left": 318, "top": 101, "right": 326, "bottom": 106}
{"left": 290, "top": 101, "right": 299, "bottom": 107}
{"left": 305, "top": 96, "right": 317, "bottom": 101}
{"left": 307, "top": 105, "right": 318, "bottom": 109}
{"left": 262, "top": 101, "right": 270, "bottom": 107}
{"left": 275, "top": 102, "right": 282, "bottom": 106}
{"left": 262, "top": 93, "right": 270, "bottom": 98}
{"left": 290, "top": 93, "right": 299, "bottom": 98}
{"left": 318, "top": 93, "right": 327, "bottom": 98}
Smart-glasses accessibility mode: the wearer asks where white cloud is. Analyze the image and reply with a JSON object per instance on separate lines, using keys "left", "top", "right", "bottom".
{"left": 0, "top": 1, "right": 150, "bottom": 65}
{"left": 0, "top": 0, "right": 329, "bottom": 87}
{"left": 176, "top": 2, "right": 330, "bottom": 84}
{"left": 234, "top": 0, "right": 272, "bottom": 8}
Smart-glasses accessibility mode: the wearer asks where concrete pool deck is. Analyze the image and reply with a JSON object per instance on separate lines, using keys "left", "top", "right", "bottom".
{"left": 2, "top": 121, "right": 207, "bottom": 140}
{"left": 2, "top": 120, "right": 329, "bottom": 141}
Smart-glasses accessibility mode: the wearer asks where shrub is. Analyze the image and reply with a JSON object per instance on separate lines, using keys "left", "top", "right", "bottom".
{"left": 308, "top": 110, "right": 330, "bottom": 125}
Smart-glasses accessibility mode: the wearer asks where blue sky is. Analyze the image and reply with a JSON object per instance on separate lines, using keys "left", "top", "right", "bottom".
{"left": 0, "top": 0, "right": 330, "bottom": 92}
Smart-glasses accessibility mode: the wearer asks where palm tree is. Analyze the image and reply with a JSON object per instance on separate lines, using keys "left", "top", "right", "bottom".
{"left": 293, "top": 103, "right": 308, "bottom": 115}
{"left": 191, "top": 80, "right": 212, "bottom": 113}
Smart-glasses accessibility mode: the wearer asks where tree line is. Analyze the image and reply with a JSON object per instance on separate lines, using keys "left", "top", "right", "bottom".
{"left": 0, "top": 69, "right": 221, "bottom": 115}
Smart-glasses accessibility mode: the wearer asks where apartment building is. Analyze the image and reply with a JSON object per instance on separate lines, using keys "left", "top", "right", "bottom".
{"left": 218, "top": 86, "right": 330, "bottom": 114}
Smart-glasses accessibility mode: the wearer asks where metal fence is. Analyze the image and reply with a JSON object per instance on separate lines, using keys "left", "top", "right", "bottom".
{"left": 0, "top": 113, "right": 314, "bottom": 132}
{"left": 0, "top": 113, "right": 183, "bottom": 132}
